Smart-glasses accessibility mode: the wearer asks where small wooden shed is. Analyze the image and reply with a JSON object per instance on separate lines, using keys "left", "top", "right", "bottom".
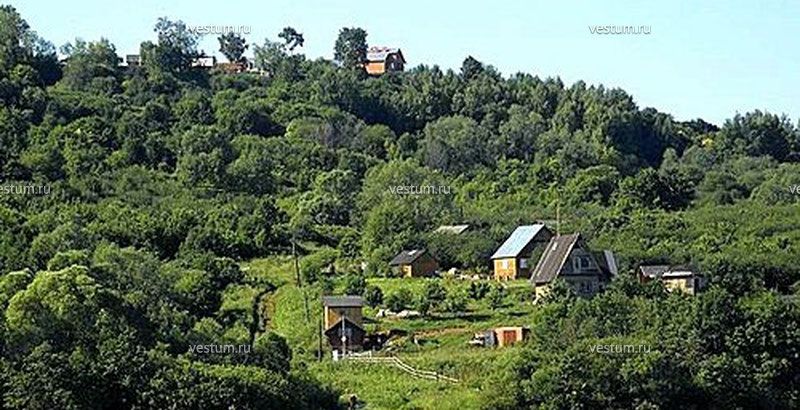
{"left": 389, "top": 249, "right": 439, "bottom": 277}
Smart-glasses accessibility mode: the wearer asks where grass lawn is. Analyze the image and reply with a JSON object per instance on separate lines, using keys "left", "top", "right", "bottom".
{"left": 243, "top": 257, "right": 536, "bottom": 409}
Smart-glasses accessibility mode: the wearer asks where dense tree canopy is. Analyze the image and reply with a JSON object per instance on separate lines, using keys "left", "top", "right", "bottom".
{"left": 0, "top": 7, "right": 799, "bottom": 408}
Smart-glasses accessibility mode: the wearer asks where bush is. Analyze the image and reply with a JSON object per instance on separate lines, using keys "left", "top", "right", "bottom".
{"left": 486, "top": 284, "right": 507, "bottom": 308}
{"left": 468, "top": 281, "right": 491, "bottom": 300}
{"left": 423, "top": 280, "right": 447, "bottom": 308}
{"left": 414, "top": 295, "right": 431, "bottom": 316}
{"left": 443, "top": 289, "right": 468, "bottom": 313}
{"left": 385, "top": 288, "right": 413, "bottom": 312}
{"left": 363, "top": 285, "right": 383, "bottom": 308}
{"left": 343, "top": 274, "right": 366, "bottom": 296}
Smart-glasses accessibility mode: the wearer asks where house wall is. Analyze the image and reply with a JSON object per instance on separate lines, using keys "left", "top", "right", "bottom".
{"left": 326, "top": 325, "right": 365, "bottom": 351}
{"left": 663, "top": 277, "right": 700, "bottom": 295}
{"left": 324, "top": 306, "right": 363, "bottom": 330}
{"left": 493, "top": 327, "right": 528, "bottom": 347}
{"left": 493, "top": 258, "right": 518, "bottom": 280}
{"left": 559, "top": 247, "right": 604, "bottom": 296}
{"left": 409, "top": 254, "right": 438, "bottom": 277}
{"left": 365, "top": 61, "right": 386, "bottom": 75}
{"left": 534, "top": 283, "right": 551, "bottom": 300}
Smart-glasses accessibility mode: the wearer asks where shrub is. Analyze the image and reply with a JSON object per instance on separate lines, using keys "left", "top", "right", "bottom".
{"left": 423, "top": 280, "right": 447, "bottom": 308}
{"left": 343, "top": 274, "right": 366, "bottom": 296}
{"left": 468, "top": 281, "right": 491, "bottom": 300}
{"left": 385, "top": 288, "right": 413, "bottom": 312}
{"left": 443, "top": 289, "right": 468, "bottom": 313}
{"left": 363, "top": 285, "right": 383, "bottom": 308}
{"left": 486, "top": 284, "right": 507, "bottom": 308}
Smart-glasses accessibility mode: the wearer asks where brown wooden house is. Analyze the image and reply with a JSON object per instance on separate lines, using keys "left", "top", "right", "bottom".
{"left": 322, "top": 296, "right": 365, "bottom": 351}
{"left": 530, "top": 234, "right": 616, "bottom": 299}
{"left": 491, "top": 225, "right": 552, "bottom": 280}
{"left": 364, "top": 47, "right": 405, "bottom": 75}
{"left": 389, "top": 249, "right": 439, "bottom": 277}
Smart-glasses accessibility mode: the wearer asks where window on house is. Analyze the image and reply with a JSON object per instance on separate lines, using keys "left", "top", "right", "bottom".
{"left": 520, "top": 258, "right": 528, "bottom": 268}
{"left": 574, "top": 255, "right": 592, "bottom": 271}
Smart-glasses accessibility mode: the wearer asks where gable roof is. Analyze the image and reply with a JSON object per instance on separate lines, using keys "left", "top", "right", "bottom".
{"left": 324, "top": 316, "right": 365, "bottom": 333}
{"left": 389, "top": 249, "right": 428, "bottom": 266}
{"left": 322, "top": 295, "right": 364, "bottom": 307}
{"left": 366, "top": 47, "right": 404, "bottom": 63}
{"left": 638, "top": 265, "right": 671, "bottom": 278}
{"left": 530, "top": 234, "right": 582, "bottom": 284}
{"left": 491, "top": 224, "right": 548, "bottom": 259}
{"left": 641, "top": 264, "right": 700, "bottom": 279}
{"left": 594, "top": 250, "right": 619, "bottom": 277}
{"left": 434, "top": 224, "right": 470, "bottom": 235}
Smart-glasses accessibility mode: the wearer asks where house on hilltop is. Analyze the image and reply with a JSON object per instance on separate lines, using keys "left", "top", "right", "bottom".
{"left": 322, "top": 296, "right": 365, "bottom": 351}
{"left": 389, "top": 249, "right": 439, "bottom": 277}
{"left": 364, "top": 47, "right": 405, "bottom": 75}
{"left": 530, "top": 233, "right": 616, "bottom": 298}
{"left": 491, "top": 224, "right": 553, "bottom": 280}
{"left": 637, "top": 265, "right": 706, "bottom": 295}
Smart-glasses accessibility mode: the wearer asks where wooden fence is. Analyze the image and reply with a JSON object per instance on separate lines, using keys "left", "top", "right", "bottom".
{"left": 343, "top": 353, "right": 459, "bottom": 383}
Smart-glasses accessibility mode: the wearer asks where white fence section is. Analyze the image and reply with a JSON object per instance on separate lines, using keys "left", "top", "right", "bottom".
{"left": 342, "top": 353, "right": 459, "bottom": 383}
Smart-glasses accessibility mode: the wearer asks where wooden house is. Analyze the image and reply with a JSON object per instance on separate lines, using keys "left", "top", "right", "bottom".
{"left": 322, "top": 296, "right": 365, "bottom": 351}
{"left": 364, "top": 47, "right": 405, "bottom": 75}
{"left": 389, "top": 249, "right": 439, "bottom": 277}
{"left": 638, "top": 265, "right": 706, "bottom": 295}
{"left": 529, "top": 234, "right": 616, "bottom": 299}
{"left": 491, "top": 225, "right": 553, "bottom": 280}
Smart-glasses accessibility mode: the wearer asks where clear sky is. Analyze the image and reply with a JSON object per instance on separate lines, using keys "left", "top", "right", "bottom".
{"left": 10, "top": 0, "right": 800, "bottom": 125}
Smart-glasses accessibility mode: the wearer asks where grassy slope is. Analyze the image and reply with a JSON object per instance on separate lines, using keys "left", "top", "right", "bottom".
{"left": 242, "top": 258, "right": 536, "bottom": 409}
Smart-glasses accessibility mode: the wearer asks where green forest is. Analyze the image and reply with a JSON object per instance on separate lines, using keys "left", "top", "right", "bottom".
{"left": 0, "top": 5, "right": 799, "bottom": 409}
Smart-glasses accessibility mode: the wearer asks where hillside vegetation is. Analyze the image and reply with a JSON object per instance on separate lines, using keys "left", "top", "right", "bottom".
{"left": 0, "top": 5, "right": 799, "bottom": 409}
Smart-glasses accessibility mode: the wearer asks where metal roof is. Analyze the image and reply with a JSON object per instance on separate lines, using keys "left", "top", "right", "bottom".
{"left": 389, "top": 249, "right": 428, "bottom": 266}
{"left": 530, "top": 234, "right": 582, "bottom": 284}
{"left": 366, "top": 47, "right": 404, "bottom": 62}
{"left": 638, "top": 265, "right": 670, "bottom": 278}
{"left": 434, "top": 224, "right": 470, "bottom": 235}
{"left": 322, "top": 295, "right": 364, "bottom": 307}
{"left": 491, "top": 224, "right": 547, "bottom": 259}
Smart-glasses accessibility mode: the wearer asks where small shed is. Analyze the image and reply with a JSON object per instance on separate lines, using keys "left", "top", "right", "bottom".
{"left": 494, "top": 326, "right": 530, "bottom": 347}
{"left": 470, "top": 326, "right": 529, "bottom": 347}
{"left": 322, "top": 295, "right": 364, "bottom": 330}
{"left": 389, "top": 249, "right": 439, "bottom": 277}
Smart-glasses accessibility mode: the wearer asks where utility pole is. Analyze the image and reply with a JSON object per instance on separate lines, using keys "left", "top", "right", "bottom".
{"left": 556, "top": 197, "right": 561, "bottom": 236}
{"left": 292, "top": 235, "right": 310, "bottom": 322}
{"left": 318, "top": 314, "right": 323, "bottom": 362}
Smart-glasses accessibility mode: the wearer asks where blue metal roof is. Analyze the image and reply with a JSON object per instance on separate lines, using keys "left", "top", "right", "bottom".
{"left": 491, "top": 225, "right": 547, "bottom": 259}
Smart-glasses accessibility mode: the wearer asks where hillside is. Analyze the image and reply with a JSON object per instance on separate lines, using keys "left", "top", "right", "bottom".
{"left": 0, "top": 6, "right": 799, "bottom": 409}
